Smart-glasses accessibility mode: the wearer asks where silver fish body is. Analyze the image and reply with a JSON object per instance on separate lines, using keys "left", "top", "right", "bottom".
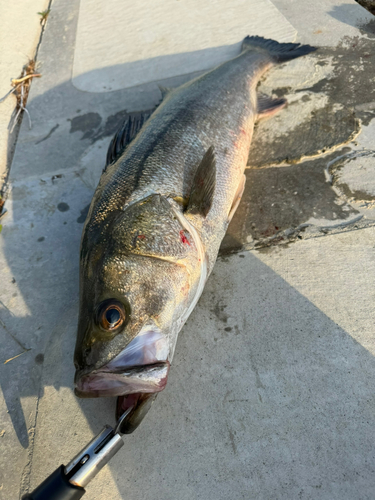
{"left": 74, "top": 36, "right": 316, "bottom": 432}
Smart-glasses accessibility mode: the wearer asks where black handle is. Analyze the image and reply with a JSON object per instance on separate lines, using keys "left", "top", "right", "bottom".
{"left": 22, "top": 465, "right": 85, "bottom": 500}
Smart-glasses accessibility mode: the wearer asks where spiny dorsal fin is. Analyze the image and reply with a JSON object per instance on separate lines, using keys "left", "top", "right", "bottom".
{"left": 257, "top": 94, "right": 287, "bottom": 119}
{"left": 158, "top": 85, "right": 172, "bottom": 100}
{"left": 186, "top": 146, "right": 216, "bottom": 218}
{"left": 105, "top": 110, "right": 153, "bottom": 168}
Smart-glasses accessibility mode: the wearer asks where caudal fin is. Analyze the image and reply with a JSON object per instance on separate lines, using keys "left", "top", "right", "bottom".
{"left": 241, "top": 36, "right": 317, "bottom": 63}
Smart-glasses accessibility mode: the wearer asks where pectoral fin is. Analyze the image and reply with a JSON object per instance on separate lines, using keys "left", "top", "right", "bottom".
{"left": 186, "top": 146, "right": 216, "bottom": 218}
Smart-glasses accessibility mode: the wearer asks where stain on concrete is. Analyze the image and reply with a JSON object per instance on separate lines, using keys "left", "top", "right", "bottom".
{"left": 69, "top": 112, "right": 102, "bottom": 140}
{"left": 77, "top": 204, "right": 90, "bottom": 223}
{"left": 35, "top": 124, "right": 59, "bottom": 145}
{"left": 35, "top": 353, "right": 44, "bottom": 365}
{"left": 57, "top": 202, "right": 69, "bottom": 212}
{"left": 37, "top": 237, "right": 45, "bottom": 242}
{"left": 271, "top": 86, "right": 292, "bottom": 98}
{"left": 212, "top": 302, "right": 229, "bottom": 323}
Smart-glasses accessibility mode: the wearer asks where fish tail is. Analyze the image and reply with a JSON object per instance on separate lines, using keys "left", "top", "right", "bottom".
{"left": 241, "top": 36, "right": 317, "bottom": 63}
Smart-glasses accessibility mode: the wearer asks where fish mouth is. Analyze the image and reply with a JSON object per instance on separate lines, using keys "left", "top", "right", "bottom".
{"left": 74, "top": 361, "right": 170, "bottom": 398}
{"left": 75, "top": 325, "right": 170, "bottom": 398}
{"left": 74, "top": 325, "right": 170, "bottom": 432}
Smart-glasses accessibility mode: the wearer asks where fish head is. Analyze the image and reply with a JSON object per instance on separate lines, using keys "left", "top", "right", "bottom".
{"left": 74, "top": 194, "right": 201, "bottom": 430}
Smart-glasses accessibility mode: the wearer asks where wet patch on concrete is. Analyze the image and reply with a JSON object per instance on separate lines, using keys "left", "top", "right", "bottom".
{"left": 91, "top": 110, "right": 133, "bottom": 142}
{"left": 249, "top": 105, "right": 359, "bottom": 168}
{"left": 91, "top": 108, "right": 155, "bottom": 143}
{"left": 218, "top": 36, "right": 375, "bottom": 253}
{"left": 221, "top": 151, "right": 360, "bottom": 254}
{"left": 57, "top": 202, "right": 70, "bottom": 212}
{"left": 69, "top": 112, "right": 102, "bottom": 140}
{"left": 68, "top": 108, "right": 156, "bottom": 145}
{"left": 359, "top": 17, "right": 375, "bottom": 36}
{"left": 330, "top": 152, "right": 375, "bottom": 201}
{"left": 211, "top": 302, "right": 229, "bottom": 323}
{"left": 328, "top": 151, "right": 375, "bottom": 219}
{"left": 34, "top": 353, "right": 44, "bottom": 365}
{"left": 301, "top": 37, "right": 375, "bottom": 126}
{"left": 247, "top": 36, "right": 375, "bottom": 170}
{"left": 77, "top": 204, "right": 90, "bottom": 223}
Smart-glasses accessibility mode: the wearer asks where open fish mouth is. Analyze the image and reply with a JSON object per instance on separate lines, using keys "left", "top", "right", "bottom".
{"left": 74, "top": 326, "right": 170, "bottom": 398}
{"left": 74, "top": 361, "right": 170, "bottom": 398}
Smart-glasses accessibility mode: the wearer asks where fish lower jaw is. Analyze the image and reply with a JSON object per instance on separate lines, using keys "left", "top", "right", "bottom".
{"left": 74, "top": 361, "right": 170, "bottom": 398}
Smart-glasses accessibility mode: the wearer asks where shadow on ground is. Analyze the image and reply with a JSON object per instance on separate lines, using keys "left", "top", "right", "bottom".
{"left": 27, "top": 250, "right": 375, "bottom": 499}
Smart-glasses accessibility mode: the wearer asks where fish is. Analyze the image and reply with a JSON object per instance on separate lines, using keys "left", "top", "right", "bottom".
{"left": 74, "top": 36, "right": 316, "bottom": 433}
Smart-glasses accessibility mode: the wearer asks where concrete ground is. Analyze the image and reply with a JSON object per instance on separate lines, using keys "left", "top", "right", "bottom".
{"left": 1, "top": 0, "right": 375, "bottom": 499}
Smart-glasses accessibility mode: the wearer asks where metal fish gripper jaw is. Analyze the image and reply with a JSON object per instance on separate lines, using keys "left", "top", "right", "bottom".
{"left": 22, "top": 407, "right": 133, "bottom": 500}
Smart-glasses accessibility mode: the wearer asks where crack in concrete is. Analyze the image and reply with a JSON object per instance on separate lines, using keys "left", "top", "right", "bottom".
{"left": 35, "top": 124, "right": 59, "bottom": 145}
{"left": 18, "top": 369, "right": 43, "bottom": 499}
{"left": 0, "top": 307, "right": 29, "bottom": 353}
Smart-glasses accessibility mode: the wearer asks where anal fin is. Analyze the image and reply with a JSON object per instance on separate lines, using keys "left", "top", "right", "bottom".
{"left": 257, "top": 94, "right": 287, "bottom": 120}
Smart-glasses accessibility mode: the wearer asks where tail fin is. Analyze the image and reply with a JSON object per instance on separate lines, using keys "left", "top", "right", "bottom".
{"left": 241, "top": 36, "right": 317, "bottom": 63}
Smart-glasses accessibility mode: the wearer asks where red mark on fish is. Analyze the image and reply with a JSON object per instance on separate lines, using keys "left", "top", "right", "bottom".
{"left": 180, "top": 230, "right": 190, "bottom": 246}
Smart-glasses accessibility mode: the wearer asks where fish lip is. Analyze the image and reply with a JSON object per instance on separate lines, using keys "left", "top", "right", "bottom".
{"left": 74, "top": 324, "right": 169, "bottom": 382}
{"left": 74, "top": 361, "right": 170, "bottom": 398}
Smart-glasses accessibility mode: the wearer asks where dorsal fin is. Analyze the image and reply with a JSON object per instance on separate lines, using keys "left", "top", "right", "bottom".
{"left": 186, "top": 146, "right": 216, "bottom": 218}
{"left": 105, "top": 110, "right": 153, "bottom": 168}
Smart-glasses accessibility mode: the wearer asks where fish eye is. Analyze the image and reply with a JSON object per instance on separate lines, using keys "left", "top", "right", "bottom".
{"left": 96, "top": 299, "right": 127, "bottom": 332}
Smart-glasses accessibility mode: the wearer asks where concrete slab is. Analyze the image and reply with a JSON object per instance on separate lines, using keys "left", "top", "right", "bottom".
{"left": 1, "top": 0, "right": 375, "bottom": 498}
{"left": 72, "top": 0, "right": 296, "bottom": 92}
